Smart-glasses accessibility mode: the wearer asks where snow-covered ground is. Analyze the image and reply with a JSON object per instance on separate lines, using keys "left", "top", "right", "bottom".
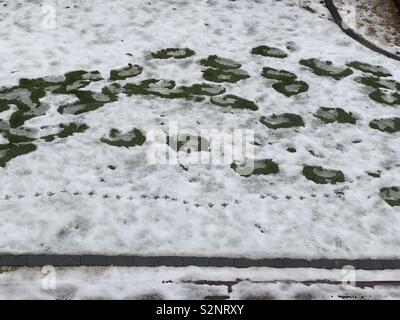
{"left": 333, "top": 0, "right": 400, "bottom": 54}
{"left": 0, "top": 0, "right": 399, "bottom": 260}
{"left": 1, "top": 266, "right": 400, "bottom": 299}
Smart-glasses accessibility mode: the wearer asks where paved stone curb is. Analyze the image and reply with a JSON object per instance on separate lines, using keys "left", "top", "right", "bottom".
{"left": 324, "top": 0, "right": 400, "bottom": 62}
{"left": 1, "top": 255, "right": 400, "bottom": 270}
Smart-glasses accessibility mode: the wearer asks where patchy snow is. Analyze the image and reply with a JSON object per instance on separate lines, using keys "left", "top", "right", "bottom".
{"left": 1, "top": 266, "right": 400, "bottom": 299}
{"left": 0, "top": 0, "right": 399, "bottom": 259}
{"left": 333, "top": 0, "right": 400, "bottom": 54}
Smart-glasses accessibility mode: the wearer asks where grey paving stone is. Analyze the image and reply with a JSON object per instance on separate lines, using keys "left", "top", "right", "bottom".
{"left": 358, "top": 260, "right": 383, "bottom": 270}
{"left": 27, "top": 255, "right": 55, "bottom": 267}
{"left": 208, "top": 257, "right": 234, "bottom": 267}
{"left": 2, "top": 254, "right": 396, "bottom": 271}
{"left": 81, "top": 255, "right": 108, "bottom": 266}
{"left": 310, "top": 259, "right": 334, "bottom": 269}
{"left": 382, "top": 260, "right": 400, "bottom": 270}
{"left": 107, "top": 256, "right": 133, "bottom": 266}
{"left": 0, "top": 255, "right": 28, "bottom": 266}
{"left": 332, "top": 259, "right": 358, "bottom": 269}
{"left": 284, "top": 259, "right": 310, "bottom": 268}
{"left": 258, "top": 259, "right": 285, "bottom": 268}
{"left": 54, "top": 255, "right": 82, "bottom": 266}
{"left": 133, "top": 256, "right": 158, "bottom": 267}
{"left": 234, "top": 258, "right": 258, "bottom": 268}
{"left": 158, "top": 256, "right": 184, "bottom": 267}
{"left": 183, "top": 257, "right": 209, "bottom": 267}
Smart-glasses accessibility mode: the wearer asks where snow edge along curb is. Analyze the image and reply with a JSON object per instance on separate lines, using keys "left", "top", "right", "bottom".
{"left": 1, "top": 255, "right": 400, "bottom": 270}
{"left": 323, "top": 0, "right": 400, "bottom": 62}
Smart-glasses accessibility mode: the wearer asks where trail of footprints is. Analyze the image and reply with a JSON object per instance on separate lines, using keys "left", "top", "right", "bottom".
{"left": 0, "top": 46, "right": 399, "bottom": 207}
{"left": 0, "top": 188, "right": 363, "bottom": 210}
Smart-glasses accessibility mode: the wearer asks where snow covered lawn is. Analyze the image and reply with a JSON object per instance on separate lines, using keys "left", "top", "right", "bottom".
{"left": 2, "top": 266, "right": 400, "bottom": 299}
{"left": 0, "top": 0, "right": 399, "bottom": 259}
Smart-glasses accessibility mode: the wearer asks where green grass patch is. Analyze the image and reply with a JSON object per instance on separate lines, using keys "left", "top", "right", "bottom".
{"left": 42, "top": 123, "right": 89, "bottom": 142}
{"left": 151, "top": 48, "right": 195, "bottom": 59}
{"left": 261, "top": 67, "right": 297, "bottom": 82}
{"left": 109, "top": 64, "right": 143, "bottom": 81}
{"left": 101, "top": 128, "right": 146, "bottom": 148}
{"left": 0, "top": 143, "right": 37, "bottom": 167}
{"left": 210, "top": 94, "right": 258, "bottom": 111}
{"left": 0, "top": 87, "right": 48, "bottom": 128}
{"left": 200, "top": 55, "right": 242, "bottom": 69}
{"left": 367, "top": 171, "right": 381, "bottom": 178}
{"left": 314, "top": 107, "right": 357, "bottom": 124}
{"left": 251, "top": 45, "right": 287, "bottom": 58}
{"left": 231, "top": 159, "right": 279, "bottom": 177}
{"left": 369, "top": 89, "right": 400, "bottom": 106}
{"left": 272, "top": 80, "right": 309, "bottom": 97}
{"left": 369, "top": 117, "right": 400, "bottom": 133}
{"left": 347, "top": 61, "right": 391, "bottom": 77}
{"left": 51, "top": 70, "right": 103, "bottom": 94}
{"left": 300, "top": 58, "right": 353, "bottom": 80}
{"left": 380, "top": 187, "right": 400, "bottom": 207}
{"left": 3, "top": 127, "right": 37, "bottom": 144}
{"left": 260, "top": 113, "right": 305, "bottom": 129}
{"left": 202, "top": 67, "right": 250, "bottom": 83}
{"left": 58, "top": 90, "right": 113, "bottom": 115}
{"left": 303, "top": 165, "right": 345, "bottom": 184}
{"left": 181, "top": 83, "right": 226, "bottom": 96}
{"left": 124, "top": 79, "right": 204, "bottom": 101}
{"left": 356, "top": 76, "right": 400, "bottom": 91}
